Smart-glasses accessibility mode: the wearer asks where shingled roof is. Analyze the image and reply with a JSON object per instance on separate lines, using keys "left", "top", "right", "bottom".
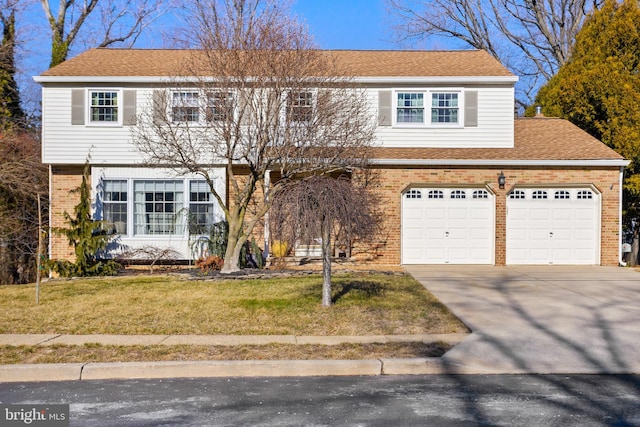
{"left": 40, "top": 48, "right": 514, "bottom": 78}
{"left": 372, "top": 117, "right": 625, "bottom": 163}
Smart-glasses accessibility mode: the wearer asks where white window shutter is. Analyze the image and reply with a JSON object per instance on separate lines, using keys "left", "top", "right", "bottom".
{"left": 71, "top": 90, "right": 85, "bottom": 125}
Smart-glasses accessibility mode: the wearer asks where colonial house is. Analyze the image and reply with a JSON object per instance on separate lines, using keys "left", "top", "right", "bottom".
{"left": 34, "top": 48, "right": 627, "bottom": 266}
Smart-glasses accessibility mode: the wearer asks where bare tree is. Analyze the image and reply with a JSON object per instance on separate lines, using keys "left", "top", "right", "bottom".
{"left": 40, "top": 0, "right": 170, "bottom": 67}
{"left": 0, "top": 130, "right": 48, "bottom": 284}
{"left": 387, "top": 0, "right": 603, "bottom": 104}
{"left": 132, "top": 0, "right": 376, "bottom": 273}
{"left": 269, "top": 175, "right": 381, "bottom": 307}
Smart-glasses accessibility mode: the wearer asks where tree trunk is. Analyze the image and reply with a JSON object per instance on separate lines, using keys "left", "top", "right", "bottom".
{"left": 321, "top": 215, "right": 332, "bottom": 307}
{"left": 221, "top": 219, "right": 243, "bottom": 273}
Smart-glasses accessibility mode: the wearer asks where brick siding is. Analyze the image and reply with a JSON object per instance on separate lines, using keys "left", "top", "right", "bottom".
{"left": 49, "top": 165, "right": 622, "bottom": 266}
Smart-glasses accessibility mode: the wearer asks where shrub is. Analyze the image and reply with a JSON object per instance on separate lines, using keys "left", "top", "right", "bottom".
{"left": 196, "top": 255, "right": 224, "bottom": 273}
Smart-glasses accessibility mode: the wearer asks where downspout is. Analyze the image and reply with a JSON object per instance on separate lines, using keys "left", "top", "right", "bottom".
{"left": 48, "top": 164, "right": 53, "bottom": 277}
{"left": 619, "top": 166, "right": 627, "bottom": 267}
{"left": 263, "top": 170, "right": 270, "bottom": 261}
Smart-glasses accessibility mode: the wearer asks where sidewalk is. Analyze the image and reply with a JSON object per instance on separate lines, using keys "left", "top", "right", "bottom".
{"left": 0, "top": 333, "right": 468, "bottom": 382}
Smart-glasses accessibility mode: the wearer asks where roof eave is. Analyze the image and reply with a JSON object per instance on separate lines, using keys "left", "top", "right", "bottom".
{"left": 33, "top": 75, "right": 519, "bottom": 84}
{"left": 372, "top": 159, "right": 629, "bottom": 167}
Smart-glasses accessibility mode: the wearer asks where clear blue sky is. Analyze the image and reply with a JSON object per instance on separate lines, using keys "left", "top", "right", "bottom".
{"left": 291, "top": 0, "right": 396, "bottom": 50}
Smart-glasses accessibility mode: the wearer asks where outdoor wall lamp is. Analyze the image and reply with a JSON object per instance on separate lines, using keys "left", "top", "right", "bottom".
{"left": 498, "top": 171, "right": 506, "bottom": 189}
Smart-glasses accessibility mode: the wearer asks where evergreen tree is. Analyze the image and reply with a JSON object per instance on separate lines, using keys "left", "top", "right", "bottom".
{"left": 0, "top": 8, "right": 24, "bottom": 129}
{"left": 51, "top": 162, "right": 120, "bottom": 277}
{"left": 533, "top": 0, "right": 640, "bottom": 196}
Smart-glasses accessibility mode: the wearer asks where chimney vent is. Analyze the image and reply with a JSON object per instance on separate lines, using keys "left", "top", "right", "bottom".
{"left": 535, "top": 105, "right": 543, "bottom": 117}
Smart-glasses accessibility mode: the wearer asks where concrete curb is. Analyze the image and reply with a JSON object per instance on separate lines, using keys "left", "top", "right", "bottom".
{"left": 0, "top": 363, "right": 84, "bottom": 382}
{"left": 0, "top": 358, "right": 455, "bottom": 382}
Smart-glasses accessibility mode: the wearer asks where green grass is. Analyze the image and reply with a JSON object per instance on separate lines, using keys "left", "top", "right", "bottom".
{"left": 0, "top": 273, "right": 467, "bottom": 336}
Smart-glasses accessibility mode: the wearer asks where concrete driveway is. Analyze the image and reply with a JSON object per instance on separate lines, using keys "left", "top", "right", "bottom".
{"left": 405, "top": 265, "right": 640, "bottom": 374}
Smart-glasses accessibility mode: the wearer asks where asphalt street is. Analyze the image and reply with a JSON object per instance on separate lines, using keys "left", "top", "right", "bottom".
{"left": 2, "top": 374, "right": 639, "bottom": 426}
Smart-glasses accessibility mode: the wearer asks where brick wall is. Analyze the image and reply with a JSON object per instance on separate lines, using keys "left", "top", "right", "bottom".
{"left": 50, "top": 165, "right": 84, "bottom": 261}
{"left": 368, "top": 165, "right": 622, "bottom": 266}
{"left": 50, "top": 164, "right": 622, "bottom": 266}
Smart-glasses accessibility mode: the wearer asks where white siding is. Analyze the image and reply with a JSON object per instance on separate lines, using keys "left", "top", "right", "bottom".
{"left": 42, "top": 87, "right": 154, "bottom": 164}
{"left": 372, "top": 86, "right": 515, "bottom": 148}
{"left": 42, "top": 82, "right": 516, "bottom": 165}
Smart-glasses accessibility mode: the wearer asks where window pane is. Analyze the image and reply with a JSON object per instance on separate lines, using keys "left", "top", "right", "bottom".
{"left": 397, "top": 93, "right": 424, "bottom": 123}
{"left": 431, "top": 93, "right": 459, "bottom": 124}
{"left": 207, "top": 92, "right": 233, "bottom": 121}
{"left": 90, "top": 91, "right": 118, "bottom": 122}
{"left": 287, "top": 91, "right": 313, "bottom": 122}
{"left": 134, "top": 180, "right": 184, "bottom": 235}
{"left": 103, "top": 180, "right": 128, "bottom": 234}
{"left": 172, "top": 92, "right": 200, "bottom": 122}
{"left": 189, "top": 180, "right": 215, "bottom": 234}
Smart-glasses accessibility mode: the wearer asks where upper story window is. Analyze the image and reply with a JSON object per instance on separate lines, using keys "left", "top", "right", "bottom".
{"left": 206, "top": 91, "right": 234, "bottom": 122}
{"left": 172, "top": 91, "right": 200, "bottom": 122}
{"left": 431, "top": 93, "right": 458, "bottom": 124}
{"left": 287, "top": 91, "right": 313, "bottom": 122}
{"left": 393, "top": 90, "right": 462, "bottom": 127}
{"left": 397, "top": 93, "right": 424, "bottom": 123}
{"left": 90, "top": 91, "right": 118, "bottom": 123}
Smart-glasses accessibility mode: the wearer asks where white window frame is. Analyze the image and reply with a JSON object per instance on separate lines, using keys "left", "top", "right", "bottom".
{"left": 171, "top": 90, "right": 201, "bottom": 123}
{"left": 87, "top": 88, "right": 123, "bottom": 126}
{"left": 286, "top": 90, "right": 315, "bottom": 123}
{"left": 206, "top": 91, "right": 235, "bottom": 123}
{"left": 392, "top": 88, "right": 463, "bottom": 128}
{"left": 102, "top": 180, "right": 128, "bottom": 235}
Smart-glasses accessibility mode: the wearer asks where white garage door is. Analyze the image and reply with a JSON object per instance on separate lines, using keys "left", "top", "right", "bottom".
{"left": 402, "top": 188, "right": 495, "bottom": 264}
{"left": 506, "top": 188, "right": 600, "bottom": 265}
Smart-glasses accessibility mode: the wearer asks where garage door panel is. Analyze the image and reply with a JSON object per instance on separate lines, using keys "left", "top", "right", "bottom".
{"left": 530, "top": 208, "right": 551, "bottom": 220}
{"left": 402, "top": 188, "right": 494, "bottom": 264}
{"left": 507, "top": 188, "right": 599, "bottom": 265}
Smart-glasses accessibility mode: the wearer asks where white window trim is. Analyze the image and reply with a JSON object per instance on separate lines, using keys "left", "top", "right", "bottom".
{"left": 392, "top": 88, "right": 464, "bottom": 128}
{"left": 93, "top": 168, "right": 225, "bottom": 240}
{"left": 286, "top": 90, "right": 315, "bottom": 123}
{"left": 168, "top": 89, "right": 239, "bottom": 125}
{"left": 86, "top": 88, "right": 123, "bottom": 126}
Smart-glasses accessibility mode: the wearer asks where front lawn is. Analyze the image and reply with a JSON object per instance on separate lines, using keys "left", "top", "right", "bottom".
{"left": 0, "top": 272, "right": 467, "bottom": 336}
